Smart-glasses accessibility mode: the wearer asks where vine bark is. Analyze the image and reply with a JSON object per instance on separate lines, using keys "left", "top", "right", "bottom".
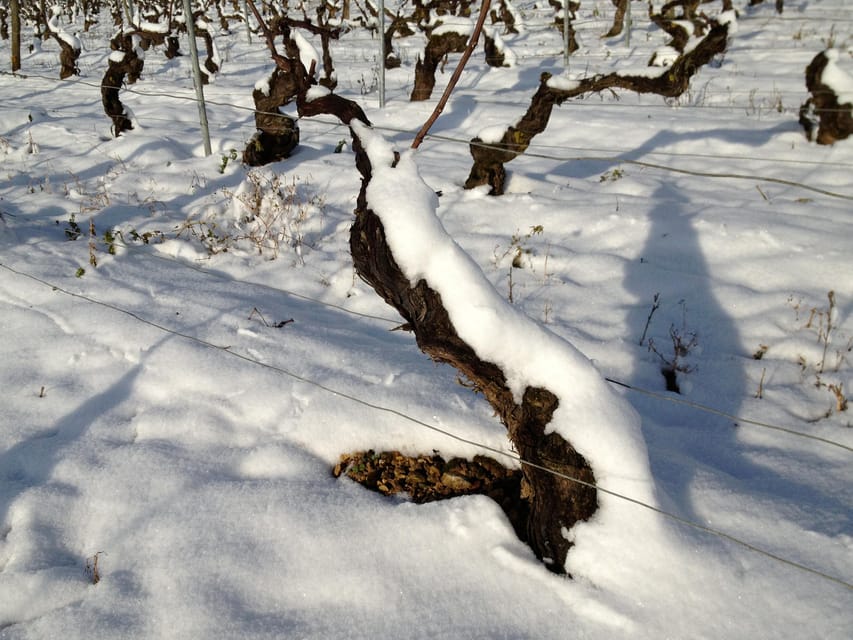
{"left": 464, "top": 21, "right": 730, "bottom": 194}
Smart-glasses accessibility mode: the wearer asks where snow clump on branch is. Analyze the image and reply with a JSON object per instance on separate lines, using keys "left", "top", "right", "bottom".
{"left": 49, "top": 5, "right": 82, "bottom": 51}
{"left": 293, "top": 29, "right": 321, "bottom": 77}
{"left": 822, "top": 49, "right": 853, "bottom": 106}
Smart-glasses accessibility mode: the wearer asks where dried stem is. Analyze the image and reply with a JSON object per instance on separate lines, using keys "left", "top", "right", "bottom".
{"left": 245, "top": 0, "right": 292, "bottom": 71}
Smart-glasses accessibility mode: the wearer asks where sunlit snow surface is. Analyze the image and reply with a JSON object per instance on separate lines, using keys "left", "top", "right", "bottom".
{"left": 1, "top": 2, "right": 852, "bottom": 638}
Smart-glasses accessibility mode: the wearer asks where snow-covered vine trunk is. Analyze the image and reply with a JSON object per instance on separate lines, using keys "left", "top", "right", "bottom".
{"left": 243, "top": 66, "right": 301, "bottom": 166}
{"left": 799, "top": 49, "right": 853, "bottom": 145}
{"left": 464, "top": 20, "right": 730, "bottom": 194}
{"left": 348, "top": 124, "right": 597, "bottom": 572}
{"left": 648, "top": 0, "right": 715, "bottom": 55}
{"left": 383, "top": 15, "right": 413, "bottom": 69}
{"left": 242, "top": 1, "right": 349, "bottom": 164}
{"left": 101, "top": 33, "right": 143, "bottom": 136}
{"left": 492, "top": 0, "right": 519, "bottom": 34}
{"left": 289, "top": 89, "right": 653, "bottom": 577}
{"left": 411, "top": 30, "right": 469, "bottom": 101}
{"left": 196, "top": 29, "right": 220, "bottom": 84}
{"left": 47, "top": 6, "right": 81, "bottom": 78}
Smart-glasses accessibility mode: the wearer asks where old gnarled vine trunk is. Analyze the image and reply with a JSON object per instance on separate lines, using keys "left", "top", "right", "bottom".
{"left": 411, "top": 31, "right": 470, "bottom": 101}
{"left": 101, "top": 34, "right": 144, "bottom": 137}
{"left": 243, "top": 66, "right": 301, "bottom": 166}
{"left": 348, "top": 131, "right": 597, "bottom": 572}
{"left": 285, "top": 71, "right": 598, "bottom": 574}
{"left": 464, "top": 21, "right": 730, "bottom": 194}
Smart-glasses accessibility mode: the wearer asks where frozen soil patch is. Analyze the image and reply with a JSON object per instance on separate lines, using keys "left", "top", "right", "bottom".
{"left": 334, "top": 451, "right": 529, "bottom": 539}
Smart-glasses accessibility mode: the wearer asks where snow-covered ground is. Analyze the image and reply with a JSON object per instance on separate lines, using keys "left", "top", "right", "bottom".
{"left": 1, "top": 2, "right": 851, "bottom": 637}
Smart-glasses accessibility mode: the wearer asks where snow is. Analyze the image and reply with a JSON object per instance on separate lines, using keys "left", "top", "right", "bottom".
{"left": 717, "top": 9, "right": 739, "bottom": 34}
{"left": 306, "top": 84, "right": 332, "bottom": 101}
{"left": 617, "top": 65, "right": 664, "bottom": 79}
{"left": 209, "top": 39, "right": 222, "bottom": 72}
{"left": 485, "top": 27, "right": 517, "bottom": 67}
{"left": 546, "top": 75, "right": 581, "bottom": 91}
{"left": 48, "top": 5, "right": 81, "bottom": 51}
{"left": 673, "top": 20, "right": 695, "bottom": 38}
{"left": 431, "top": 16, "right": 474, "bottom": 38}
{"left": 137, "top": 20, "right": 171, "bottom": 35}
{"left": 129, "top": 33, "right": 145, "bottom": 61}
{"left": 292, "top": 29, "right": 321, "bottom": 77}
{"left": 476, "top": 124, "right": 508, "bottom": 144}
{"left": 254, "top": 75, "right": 271, "bottom": 96}
{"left": 821, "top": 49, "right": 853, "bottom": 106}
{"left": 504, "top": 0, "right": 525, "bottom": 33}
{"left": 650, "top": 46, "right": 679, "bottom": 67}
{"left": 58, "top": 31, "right": 82, "bottom": 52}
{"left": 1, "top": 2, "right": 852, "bottom": 638}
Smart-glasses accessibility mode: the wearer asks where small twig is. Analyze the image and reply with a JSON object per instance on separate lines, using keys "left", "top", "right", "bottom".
{"left": 818, "top": 290, "right": 835, "bottom": 374}
{"left": 245, "top": 0, "right": 292, "bottom": 71}
{"left": 249, "top": 307, "right": 294, "bottom": 328}
{"left": 86, "top": 551, "right": 104, "bottom": 585}
{"left": 755, "top": 368, "right": 766, "bottom": 399}
{"left": 88, "top": 219, "right": 98, "bottom": 267}
{"left": 828, "top": 383, "right": 847, "bottom": 412}
{"left": 639, "top": 292, "right": 661, "bottom": 345}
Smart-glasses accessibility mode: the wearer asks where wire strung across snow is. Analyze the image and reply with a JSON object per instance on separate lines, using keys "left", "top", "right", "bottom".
{"left": 58, "top": 242, "right": 853, "bottom": 456}
{"left": 463, "top": 20, "right": 734, "bottom": 194}
{"left": 6, "top": 68, "right": 853, "bottom": 195}
{"left": 0, "top": 258, "right": 850, "bottom": 590}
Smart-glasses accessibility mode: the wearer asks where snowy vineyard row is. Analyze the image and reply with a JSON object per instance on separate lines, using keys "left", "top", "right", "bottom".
{"left": 4, "top": 2, "right": 850, "bottom": 158}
